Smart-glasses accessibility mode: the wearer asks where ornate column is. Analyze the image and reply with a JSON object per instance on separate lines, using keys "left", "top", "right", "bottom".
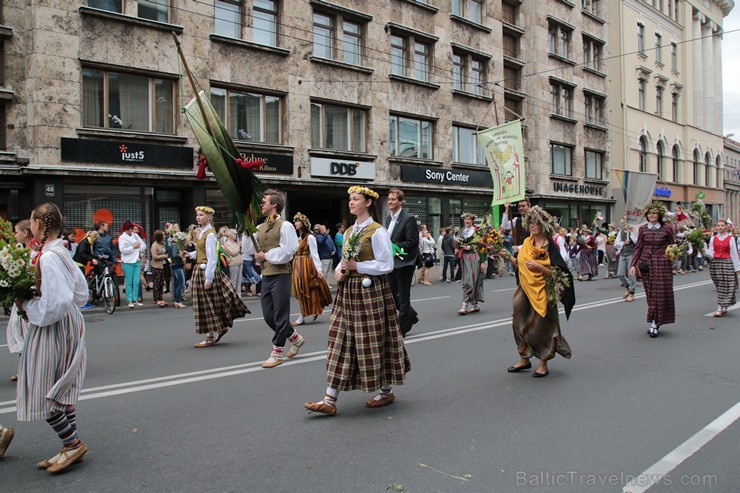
{"left": 693, "top": 11, "right": 704, "bottom": 128}
{"left": 713, "top": 27, "right": 723, "bottom": 134}
{"left": 702, "top": 20, "right": 715, "bottom": 133}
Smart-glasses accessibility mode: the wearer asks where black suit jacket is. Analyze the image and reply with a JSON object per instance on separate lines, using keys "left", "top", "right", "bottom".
{"left": 385, "top": 209, "right": 419, "bottom": 269}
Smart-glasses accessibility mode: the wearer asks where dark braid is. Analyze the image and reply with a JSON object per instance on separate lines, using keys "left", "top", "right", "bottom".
{"left": 31, "top": 203, "right": 65, "bottom": 294}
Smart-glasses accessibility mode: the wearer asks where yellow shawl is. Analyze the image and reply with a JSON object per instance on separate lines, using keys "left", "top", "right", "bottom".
{"left": 518, "top": 236, "right": 551, "bottom": 317}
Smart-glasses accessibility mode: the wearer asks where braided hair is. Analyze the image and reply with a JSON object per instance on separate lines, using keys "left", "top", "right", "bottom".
{"left": 31, "top": 202, "right": 65, "bottom": 246}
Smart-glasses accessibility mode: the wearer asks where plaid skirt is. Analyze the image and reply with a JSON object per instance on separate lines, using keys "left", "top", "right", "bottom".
{"left": 326, "top": 275, "right": 410, "bottom": 392}
{"left": 191, "top": 268, "right": 249, "bottom": 334}
{"left": 709, "top": 258, "right": 738, "bottom": 308}
{"left": 640, "top": 255, "right": 675, "bottom": 326}
{"left": 512, "top": 287, "right": 571, "bottom": 362}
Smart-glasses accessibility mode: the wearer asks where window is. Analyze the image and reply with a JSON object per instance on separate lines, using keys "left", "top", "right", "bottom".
{"left": 215, "top": 1, "right": 241, "bottom": 39}
{"left": 503, "top": 65, "right": 521, "bottom": 92}
{"left": 671, "top": 42, "right": 678, "bottom": 71}
{"left": 671, "top": 92, "right": 679, "bottom": 122}
{"left": 638, "top": 137, "right": 648, "bottom": 172}
{"left": 584, "top": 93, "right": 604, "bottom": 126}
{"left": 452, "top": 51, "right": 487, "bottom": 96}
{"left": 656, "top": 141, "right": 664, "bottom": 178}
{"left": 311, "top": 102, "right": 366, "bottom": 152}
{"left": 502, "top": 1, "right": 518, "bottom": 24}
{"left": 638, "top": 78, "right": 646, "bottom": 110}
{"left": 453, "top": 126, "right": 484, "bottom": 165}
{"left": 705, "top": 152, "right": 712, "bottom": 187}
{"left": 656, "top": 85, "right": 663, "bottom": 117}
{"left": 655, "top": 33, "right": 662, "bottom": 63}
{"left": 585, "top": 150, "right": 603, "bottom": 179}
{"left": 548, "top": 21, "right": 572, "bottom": 59}
{"left": 343, "top": 21, "right": 362, "bottom": 65}
{"left": 88, "top": 0, "right": 122, "bottom": 13}
{"left": 583, "top": 36, "right": 603, "bottom": 72}
{"left": 503, "top": 33, "right": 519, "bottom": 59}
{"left": 716, "top": 156, "right": 722, "bottom": 188}
{"left": 637, "top": 23, "right": 645, "bottom": 55}
{"left": 693, "top": 149, "right": 701, "bottom": 184}
{"left": 211, "top": 87, "right": 281, "bottom": 144}
{"left": 313, "top": 13, "right": 334, "bottom": 59}
{"left": 82, "top": 68, "right": 174, "bottom": 133}
{"left": 452, "top": 0, "right": 483, "bottom": 24}
{"left": 138, "top": 0, "right": 168, "bottom": 22}
{"left": 672, "top": 145, "right": 679, "bottom": 182}
{"left": 389, "top": 115, "right": 432, "bottom": 159}
{"left": 504, "top": 97, "right": 522, "bottom": 123}
{"left": 550, "top": 79, "right": 574, "bottom": 118}
{"left": 253, "top": 0, "right": 278, "bottom": 46}
{"left": 673, "top": 0, "right": 679, "bottom": 21}
{"left": 582, "top": 0, "right": 600, "bottom": 16}
{"left": 390, "top": 31, "right": 433, "bottom": 82}
{"left": 551, "top": 143, "right": 572, "bottom": 176}
{"left": 312, "top": 10, "right": 365, "bottom": 65}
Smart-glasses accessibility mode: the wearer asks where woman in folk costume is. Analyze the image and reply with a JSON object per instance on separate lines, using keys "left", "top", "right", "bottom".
{"left": 180, "top": 206, "right": 249, "bottom": 348}
{"left": 16, "top": 203, "right": 89, "bottom": 473}
{"left": 630, "top": 202, "right": 675, "bottom": 338}
{"left": 506, "top": 206, "right": 574, "bottom": 378}
{"left": 291, "top": 212, "right": 332, "bottom": 327}
{"left": 577, "top": 226, "right": 598, "bottom": 280}
{"left": 304, "top": 186, "right": 410, "bottom": 416}
{"left": 704, "top": 219, "right": 740, "bottom": 317}
{"left": 455, "top": 212, "right": 486, "bottom": 315}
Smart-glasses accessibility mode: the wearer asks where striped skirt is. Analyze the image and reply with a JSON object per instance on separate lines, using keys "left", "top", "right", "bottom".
{"left": 6, "top": 305, "right": 28, "bottom": 355}
{"left": 641, "top": 256, "right": 675, "bottom": 326}
{"left": 579, "top": 249, "right": 599, "bottom": 276}
{"left": 191, "top": 268, "right": 250, "bottom": 334}
{"left": 292, "top": 256, "right": 333, "bottom": 317}
{"left": 325, "top": 275, "right": 410, "bottom": 392}
{"left": 460, "top": 251, "right": 484, "bottom": 304}
{"left": 16, "top": 307, "right": 86, "bottom": 421}
{"left": 512, "top": 287, "right": 572, "bottom": 362}
{"left": 709, "top": 258, "right": 738, "bottom": 308}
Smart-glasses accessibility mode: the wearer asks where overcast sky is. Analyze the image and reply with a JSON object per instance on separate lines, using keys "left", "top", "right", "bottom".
{"left": 723, "top": 4, "right": 740, "bottom": 138}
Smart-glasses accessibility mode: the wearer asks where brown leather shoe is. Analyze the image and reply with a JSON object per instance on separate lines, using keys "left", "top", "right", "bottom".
{"left": 194, "top": 337, "right": 215, "bottom": 348}
{"left": 713, "top": 310, "right": 725, "bottom": 317}
{"left": 0, "top": 427, "right": 14, "bottom": 459}
{"left": 10, "top": 374, "right": 17, "bottom": 382}
{"left": 47, "top": 443, "right": 88, "bottom": 474}
{"left": 214, "top": 329, "right": 229, "bottom": 344}
{"left": 625, "top": 294, "right": 634, "bottom": 302}
{"left": 286, "top": 336, "right": 305, "bottom": 359}
{"left": 366, "top": 393, "right": 395, "bottom": 408}
{"left": 304, "top": 401, "right": 337, "bottom": 416}
{"left": 261, "top": 354, "right": 284, "bottom": 368}
{"left": 37, "top": 449, "right": 85, "bottom": 470}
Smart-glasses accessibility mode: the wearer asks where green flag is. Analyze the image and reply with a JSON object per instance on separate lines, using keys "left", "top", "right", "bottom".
{"left": 477, "top": 120, "right": 526, "bottom": 208}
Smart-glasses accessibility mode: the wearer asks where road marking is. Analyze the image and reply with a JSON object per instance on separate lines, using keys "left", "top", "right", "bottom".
{"left": 0, "top": 344, "right": 7, "bottom": 348}
{"left": 704, "top": 303, "right": 739, "bottom": 317}
{"left": 0, "top": 280, "right": 713, "bottom": 414}
{"left": 622, "top": 400, "right": 740, "bottom": 493}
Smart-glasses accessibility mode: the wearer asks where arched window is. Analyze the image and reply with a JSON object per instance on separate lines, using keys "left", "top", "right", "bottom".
{"left": 693, "top": 149, "right": 701, "bottom": 184}
{"left": 672, "top": 145, "right": 679, "bottom": 182}
{"left": 716, "top": 155, "right": 722, "bottom": 188}
{"left": 705, "top": 152, "right": 712, "bottom": 187}
{"left": 656, "top": 141, "right": 664, "bottom": 179}
{"left": 639, "top": 137, "right": 648, "bottom": 172}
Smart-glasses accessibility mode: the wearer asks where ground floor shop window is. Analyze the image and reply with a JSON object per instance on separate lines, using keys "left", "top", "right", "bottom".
{"left": 64, "top": 185, "right": 151, "bottom": 236}
{"left": 540, "top": 201, "right": 609, "bottom": 229}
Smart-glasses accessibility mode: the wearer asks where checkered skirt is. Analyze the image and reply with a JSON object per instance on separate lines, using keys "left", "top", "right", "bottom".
{"left": 325, "top": 275, "right": 410, "bottom": 392}
{"left": 709, "top": 258, "right": 738, "bottom": 308}
{"left": 191, "top": 268, "right": 250, "bottom": 334}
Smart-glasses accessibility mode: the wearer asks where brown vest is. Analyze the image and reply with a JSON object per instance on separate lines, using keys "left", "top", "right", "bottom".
{"left": 348, "top": 222, "right": 381, "bottom": 275}
{"left": 195, "top": 228, "right": 214, "bottom": 264}
{"left": 257, "top": 217, "right": 292, "bottom": 276}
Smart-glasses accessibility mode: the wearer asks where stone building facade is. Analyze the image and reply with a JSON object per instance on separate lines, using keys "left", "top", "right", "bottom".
{"left": 0, "top": 0, "right": 612, "bottom": 234}
{"left": 608, "top": 0, "right": 733, "bottom": 221}
{"left": 723, "top": 136, "right": 740, "bottom": 224}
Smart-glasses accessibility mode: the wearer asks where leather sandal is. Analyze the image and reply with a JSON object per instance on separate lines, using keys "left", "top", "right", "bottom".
{"left": 713, "top": 311, "right": 725, "bottom": 317}
{"left": 304, "top": 397, "right": 337, "bottom": 416}
{"left": 194, "top": 337, "right": 216, "bottom": 348}
{"left": 46, "top": 443, "right": 88, "bottom": 473}
{"left": 457, "top": 306, "right": 468, "bottom": 315}
{"left": 0, "top": 427, "right": 14, "bottom": 459}
{"left": 366, "top": 393, "right": 395, "bottom": 408}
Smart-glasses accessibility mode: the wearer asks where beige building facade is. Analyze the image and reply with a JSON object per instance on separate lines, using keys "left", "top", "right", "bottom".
{"left": 723, "top": 136, "right": 740, "bottom": 224}
{"left": 608, "top": 0, "right": 733, "bottom": 220}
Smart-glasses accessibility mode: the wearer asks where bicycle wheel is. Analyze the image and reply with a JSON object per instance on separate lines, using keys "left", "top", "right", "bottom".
{"left": 103, "top": 277, "right": 116, "bottom": 314}
{"left": 112, "top": 275, "right": 122, "bottom": 307}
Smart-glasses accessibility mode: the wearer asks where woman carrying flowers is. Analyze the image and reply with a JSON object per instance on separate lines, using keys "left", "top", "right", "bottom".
{"left": 455, "top": 213, "right": 486, "bottom": 315}
{"left": 304, "top": 186, "right": 409, "bottom": 416}
{"left": 291, "top": 212, "right": 332, "bottom": 326}
{"left": 507, "top": 206, "right": 574, "bottom": 378}
{"left": 577, "top": 226, "right": 598, "bottom": 281}
{"left": 629, "top": 202, "right": 675, "bottom": 338}
{"left": 704, "top": 219, "right": 740, "bottom": 317}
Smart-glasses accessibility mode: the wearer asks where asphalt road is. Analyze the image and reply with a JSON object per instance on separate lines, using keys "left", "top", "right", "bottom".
{"left": 1, "top": 270, "right": 738, "bottom": 493}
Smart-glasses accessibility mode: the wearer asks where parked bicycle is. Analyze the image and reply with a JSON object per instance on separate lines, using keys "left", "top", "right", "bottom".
{"left": 87, "top": 256, "right": 120, "bottom": 314}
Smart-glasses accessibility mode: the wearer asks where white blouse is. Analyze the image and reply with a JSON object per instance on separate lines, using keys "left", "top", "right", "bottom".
{"left": 306, "top": 234, "right": 322, "bottom": 273}
{"left": 23, "top": 239, "right": 88, "bottom": 327}
{"left": 254, "top": 216, "right": 299, "bottom": 266}
{"left": 186, "top": 224, "right": 218, "bottom": 283}
{"left": 336, "top": 217, "right": 393, "bottom": 276}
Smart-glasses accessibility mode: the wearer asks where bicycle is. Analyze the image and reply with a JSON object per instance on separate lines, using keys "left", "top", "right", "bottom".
{"left": 87, "top": 256, "right": 120, "bottom": 314}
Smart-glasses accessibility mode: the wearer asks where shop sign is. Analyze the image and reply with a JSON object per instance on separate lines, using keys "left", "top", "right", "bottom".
{"left": 238, "top": 151, "right": 293, "bottom": 175}
{"left": 400, "top": 164, "right": 493, "bottom": 187}
{"left": 552, "top": 181, "right": 605, "bottom": 196}
{"left": 654, "top": 187, "right": 672, "bottom": 198}
{"left": 310, "top": 157, "right": 375, "bottom": 180}
{"left": 61, "top": 138, "right": 193, "bottom": 168}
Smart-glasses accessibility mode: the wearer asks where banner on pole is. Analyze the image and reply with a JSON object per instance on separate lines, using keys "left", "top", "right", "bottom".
{"left": 613, "top": 169, "right": 658, "bottom": 228}
{"left": 477, "top": 120, "right": 525, "bottom": 207}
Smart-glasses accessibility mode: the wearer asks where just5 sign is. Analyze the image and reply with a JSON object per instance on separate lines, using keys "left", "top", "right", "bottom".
{"left": 310, "top": 157, "right": 376, "bottom": 180}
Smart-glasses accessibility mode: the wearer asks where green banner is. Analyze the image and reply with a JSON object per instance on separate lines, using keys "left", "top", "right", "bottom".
{"left": 477, "top": 120, "right": 526, "bottom": 208}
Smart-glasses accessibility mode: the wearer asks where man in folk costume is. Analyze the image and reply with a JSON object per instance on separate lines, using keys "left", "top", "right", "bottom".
{"left": 255, "top": 189, "right": 300, "bottom": 368}
{"left": 501, "top": 198, "right": 531, "bottom": 247}
{"left": 385, "top": 188, "right": 419, "bottom": 337}
{"left": 182, "top": 206, "right": 249, "bottom": 348}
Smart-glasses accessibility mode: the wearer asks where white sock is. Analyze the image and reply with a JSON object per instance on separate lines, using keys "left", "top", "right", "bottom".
{"left": 324, "top": 387, "right": 338, "bottom": 406}
{"left": 294, "top": 315, "right": 304, "bottom": 325}
{"left": 373, "top": 385, "right": 393, "bottom": 400}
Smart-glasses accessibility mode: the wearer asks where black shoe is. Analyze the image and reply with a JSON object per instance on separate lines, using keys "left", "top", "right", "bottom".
{"left": 507, "top": 363, "right": 532, "bottom": 373}
{"left": 532, "top": 370, "right": 549, "bottom": 378}
{"left": 648, "top": 327, "right": 659, "bottom": 338}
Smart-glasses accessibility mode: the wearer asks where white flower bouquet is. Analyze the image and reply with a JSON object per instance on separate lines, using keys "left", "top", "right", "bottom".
{"left": 0, "top": 218, "right": 37, "bottom": 311}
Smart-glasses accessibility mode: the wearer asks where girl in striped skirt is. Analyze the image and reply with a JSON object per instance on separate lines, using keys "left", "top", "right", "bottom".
{"left": 17, "top": 202, "right": 89, "bottom": 473}
{"left": 456, "top": 213, "right": 485, "bottom": 315}
{"left": 704, "top": 219, "right": 740, "bottom": 317}
{"left": 304, "top": 186, "right": 410, "bottom": 416}
{"left": 291, "top": 213, "right": 332, "bottom": 327}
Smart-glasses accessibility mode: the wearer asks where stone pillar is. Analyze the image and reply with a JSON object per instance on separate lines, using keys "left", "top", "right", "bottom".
{"left": 713, "top": 29, "right": 723, "bottom": 134}
{"left": 692, "top": 12, "right": 704, "bottom": 128}
{"left": 702, "top": 20, "right": 714, "bottom": 133}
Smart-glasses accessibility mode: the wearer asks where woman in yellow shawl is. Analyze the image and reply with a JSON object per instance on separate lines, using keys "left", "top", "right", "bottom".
{"left": 507, "top": 206, "right": 575, "bottom": 378}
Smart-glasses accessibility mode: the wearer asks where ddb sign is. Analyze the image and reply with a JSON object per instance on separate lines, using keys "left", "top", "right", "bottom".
{"left": 310, "top": 157, "right": 375, "bottom": 180}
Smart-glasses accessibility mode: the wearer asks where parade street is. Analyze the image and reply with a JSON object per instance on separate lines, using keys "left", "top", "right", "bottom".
{"left": 1, "top": 272, "right": 738, "bottom": 493}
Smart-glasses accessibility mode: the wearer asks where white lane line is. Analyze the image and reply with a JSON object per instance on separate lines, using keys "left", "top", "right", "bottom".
{"left": 0, "top": 280, "right": 714, "bottom": 413}
{"left": 704, "top": 303, "right": 739, "bottom": 317}
{"left": 0, "top": 344, "right": 7, "bottom": 348}
{"left": 622, "top": 400, "right": 740, "bottom": 493}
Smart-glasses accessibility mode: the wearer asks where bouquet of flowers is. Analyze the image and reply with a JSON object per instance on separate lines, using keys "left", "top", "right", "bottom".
{"left": 342, "top": 225, "right": 366, "bottom": 261}
{"left": 474, "top": 227, "right": 505, "bottom": 256}
{"left": 545, "top": 266, "right": 571, "bottom": 305}
{"left": 0, "top": 218, "right": 38, "bottom": 310}
{"left": 686, "top": 228, "right": 707, "bottom": 252}
{"left": 171, "top": 231, "right": 188, "bottom": 251}
{"left": 606, "top": 233, "right": 617, "bottom": 245}
{"left": 665, "top": 243, "right": 688, "bottom": 262}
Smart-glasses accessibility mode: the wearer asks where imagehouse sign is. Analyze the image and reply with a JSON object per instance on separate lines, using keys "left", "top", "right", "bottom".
{"left": 310, "top": 157, "right": 375, "bottom": 180}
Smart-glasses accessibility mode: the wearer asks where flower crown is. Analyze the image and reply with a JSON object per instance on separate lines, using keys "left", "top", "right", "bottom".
{"left": 460, "top": 212, "right": 477, "bottom": 221}
{"left": 347, "top": 185, "right": 379, "bottom": 200}
{"left": 524, "top": 206, "right": 557, "bottom": 235}
{"left": 292, "top": 212, "right": 311, "bottom": 230}
{"left": 195, "top": 205, "right": 215, "bottom": 214}
{"left": 643, "top": 201, "right": 668, "bottom": 220}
